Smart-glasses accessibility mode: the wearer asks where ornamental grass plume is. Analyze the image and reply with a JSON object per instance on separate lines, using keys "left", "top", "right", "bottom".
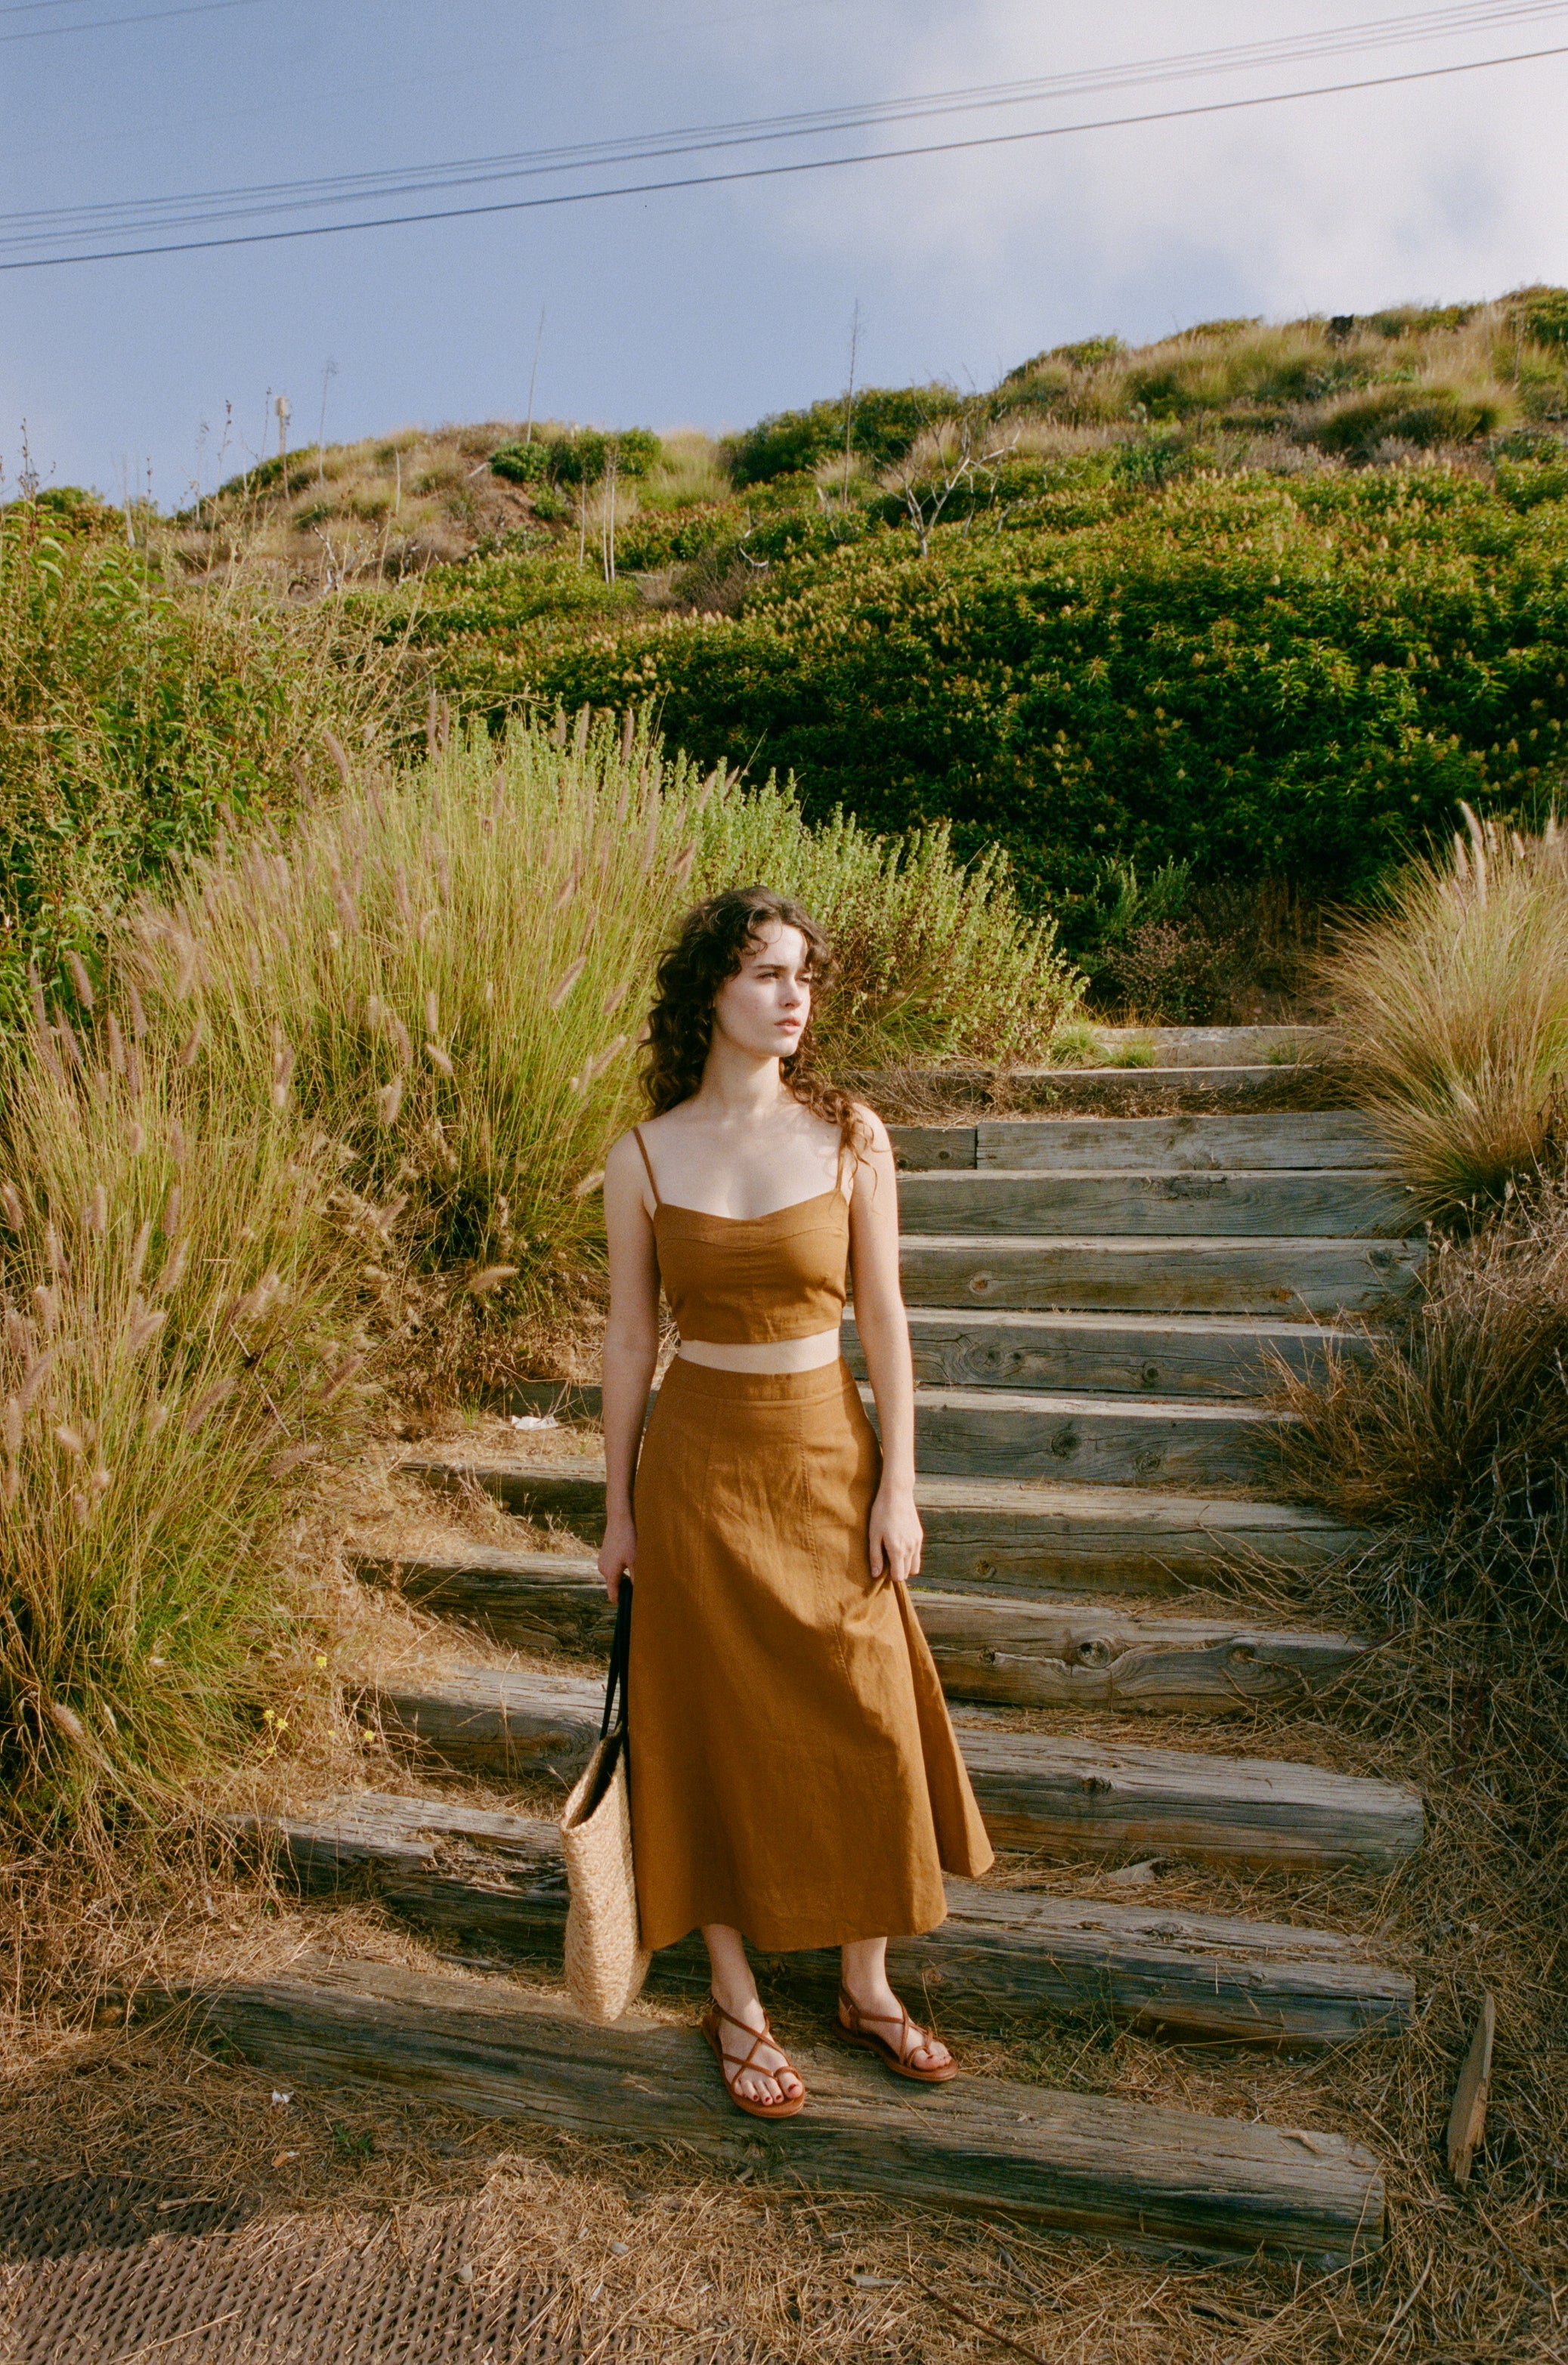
{"left": 122, "top": 710, "right": 1078, "bottom": 1390}
{"left": 0, "top": 1008, "right": 368, "bottom": 1847}
{"left": 1322, "top": 805, "right": 1568, "bottom": 1220}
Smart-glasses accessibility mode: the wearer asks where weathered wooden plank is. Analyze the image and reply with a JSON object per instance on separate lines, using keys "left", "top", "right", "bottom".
{"left": 354, "top": 1545, "right": 618, "bottom": 1654}
{"left": 899, "top": 1233, "right": 1427, "bottom": 1316}
{"left": 914, "top": 1591, "right": 1368, "bottom": 1712}
{"left": 360, "top": 1667, "right": 1423, "bottom": 1872}
{"left": 898, "top": 1170, "right": 1414, "bottom": 1240}
{"left": 843, "top": 1065, "right": 1340, "bottom": 1114}
{"left": 351, "top": 1548, "right": 1369, "bottom": 1714}
{"left": 848, "top": 1307, "right": 1369, "bottom": 1399}
{"left": 360, "top": 1667, "right": 603, "bottom": 1774}
{"left": 401, "top": 1456, "right": 1368, "bottom": 1598}
{"left": 907, "top": 1383, "right": 1282, "bottom": 1488}
{"left": 167, "top": 1958, "right": 1385, "bottom": 2258}
{"left": 956, "top": 1729, "right": 1422, "bottom": 1872}
{"left": 510, "top": 1305, "right": 1371, "bottom": 1421}
{"left": 1085, "top": 1026, "right": 1336, "bottom": 1069}
{"left": 889, "top": 1124, "right": 978, "bottom": 1170}
{"left": 973, "top": 1114, "right": 1385, "bottom": 1173}
{"left": 248, "top": 1792, "right": 1413, "bottom": 2046}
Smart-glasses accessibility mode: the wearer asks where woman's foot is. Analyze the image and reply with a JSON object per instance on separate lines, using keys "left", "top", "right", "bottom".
{"left": 837, "top": 1978, "right": 955, "bottom": 2081}
{"left": 703, "top": 1991, "right": 806, "bottom": 2113}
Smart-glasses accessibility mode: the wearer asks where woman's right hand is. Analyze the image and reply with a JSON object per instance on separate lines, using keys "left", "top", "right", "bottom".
{"left": 597, "top": 1510, "right": 637, "bottom": 1600}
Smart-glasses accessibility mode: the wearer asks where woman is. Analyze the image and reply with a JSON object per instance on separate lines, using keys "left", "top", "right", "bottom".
{"left": 596, "top": 886, "right": 994, "bottom": 2119}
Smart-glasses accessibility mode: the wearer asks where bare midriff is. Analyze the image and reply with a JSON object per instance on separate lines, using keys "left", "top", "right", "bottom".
{"left": 676, "top": 1326, "right": 843, "bottom": 1374}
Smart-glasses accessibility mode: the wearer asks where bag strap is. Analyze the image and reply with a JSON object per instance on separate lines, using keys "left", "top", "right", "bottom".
{"left": 601, "top": 1578, "right": 632, "bottom": 1740}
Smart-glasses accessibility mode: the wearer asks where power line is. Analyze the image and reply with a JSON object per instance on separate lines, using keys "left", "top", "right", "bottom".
{"left": 0, "top": 0, "right": 268, "bottom": 41}
{"left": 1, "top": 36, "right": 1563, "bottom": 271}
{"left": 2, "top": 0, "right": 1563, "bottom": 243}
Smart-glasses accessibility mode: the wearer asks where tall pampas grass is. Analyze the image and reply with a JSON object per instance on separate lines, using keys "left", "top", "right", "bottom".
{"left": 1323, "top": 805, "right": 1568, "bottom": 1218}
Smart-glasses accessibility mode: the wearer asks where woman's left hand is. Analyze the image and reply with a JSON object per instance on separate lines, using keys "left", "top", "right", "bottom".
{"left": 868, "top": 1483, "right": 923, "bottom": 1584}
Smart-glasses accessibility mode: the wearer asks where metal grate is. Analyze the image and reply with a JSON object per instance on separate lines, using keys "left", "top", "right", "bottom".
{"left": 0, "top": 2175, "right": 643, "bottom": 2363}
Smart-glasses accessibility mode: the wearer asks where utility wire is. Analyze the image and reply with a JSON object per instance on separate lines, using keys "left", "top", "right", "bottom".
{"left": 2, "top": 0, "right": 1562, "bottom": 243}
{"left": 0, "top": 0, "right": 268, "bottom": 40}
{"left": 2, "top": 35, "right": 1563, "bottom": 271}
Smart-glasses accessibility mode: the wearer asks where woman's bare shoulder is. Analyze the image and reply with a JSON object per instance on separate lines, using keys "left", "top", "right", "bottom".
{"left": 848, "top": 1099, "right": 892, "bottom": 1153}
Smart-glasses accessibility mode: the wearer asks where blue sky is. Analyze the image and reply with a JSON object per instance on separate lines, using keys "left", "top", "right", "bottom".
{"left": 3, "top": 0, "right": 1566, "bottom": 505}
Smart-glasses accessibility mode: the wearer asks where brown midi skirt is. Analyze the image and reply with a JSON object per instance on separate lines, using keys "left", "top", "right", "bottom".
{"left": 626, "top": 1356, "right": 994, "bottom": 1953}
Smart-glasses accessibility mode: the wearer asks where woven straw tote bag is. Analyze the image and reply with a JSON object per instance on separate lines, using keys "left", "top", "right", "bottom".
{"left": 560, "top": 1580, "right": 650, "bottom": 2022}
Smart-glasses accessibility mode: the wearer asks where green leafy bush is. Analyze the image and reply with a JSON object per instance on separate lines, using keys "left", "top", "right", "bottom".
{"left": 725, "top": 385, "right": 963, "bottom": 485}
{"left": 549, "top": 427, "right": 661, "bottom": 486}
{"left": 489, "top": 441, "right": 551, "bottom": 484}
{"left": 0, "top": 499, "right": 393, "bottom": 1019}
{"left": 493, "top": 468, "right": 1568, "bottom": 914}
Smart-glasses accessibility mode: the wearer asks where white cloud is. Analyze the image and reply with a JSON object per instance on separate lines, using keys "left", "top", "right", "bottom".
{"left": 732, "top": 0, "right": 1568, "bottom": 369}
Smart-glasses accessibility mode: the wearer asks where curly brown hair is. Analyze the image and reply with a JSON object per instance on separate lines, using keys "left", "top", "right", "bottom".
{"left": 640, "top": 886, "right": 871, "bottom": 1154}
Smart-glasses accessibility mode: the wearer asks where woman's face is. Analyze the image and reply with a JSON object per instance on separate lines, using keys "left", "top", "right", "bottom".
{"left": 711, "top": 920, "right": 812, "bottom": 1062}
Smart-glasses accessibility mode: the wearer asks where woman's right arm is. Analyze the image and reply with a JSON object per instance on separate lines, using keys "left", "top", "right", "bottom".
{"left": 597, "top": 1133, "right": 662, "bottom": 1601}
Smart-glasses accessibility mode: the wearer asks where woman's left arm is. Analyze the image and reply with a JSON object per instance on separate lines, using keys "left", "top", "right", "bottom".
{"left": 846, "top": 1108, "right": 923, "bottom": 1583}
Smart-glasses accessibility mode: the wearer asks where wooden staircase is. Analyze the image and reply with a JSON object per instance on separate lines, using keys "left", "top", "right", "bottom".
{"left": 212, "top": 1056, "right": 1429, "bottom": 2264}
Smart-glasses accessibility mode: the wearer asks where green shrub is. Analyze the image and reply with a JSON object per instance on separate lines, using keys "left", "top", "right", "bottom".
{"left": 0, "top": 500, "right": 393, "bottom": 1020}
{"left": 1308, "top": 382, "right": 1515, "bottom": 458}
{"left": 495, "top": 468, "right": 1568, "bottom": 913}
{"left": 549, "top": 427, "right": 661, "bottom": 487}
{"left": 725, "top": 386, "right": 962, "bottom": 486}
{"left": 489, "top": 441, "right": 551, "bottom": 484}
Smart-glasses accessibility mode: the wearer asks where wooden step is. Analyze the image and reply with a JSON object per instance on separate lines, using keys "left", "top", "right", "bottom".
{"left": 352, "top": 1547, "right": 1369, "bottom": 1714}
{"left": 907, "top": 1383, "right": 1282, "bottom": 1489}
{"left": 1084, "top": 1025, "right": 1336, "bottom": 1068}
{"left": 847, "top": 1065, "right": 1336, "bottom": 1112}
{"left": 509, "top": 1304, "right": 1371, "bottom": 1415}
{"left": 403, "top": 1455, "right": 1365, "bottom": 1597}
{"left": 849, "top": 1306, "right": 1365, "bottom": 1399}
{"left": 246, "top": 1791, "right": 1414, "bottom": 2046}
{"left": 900, "top": 1232, "right": 1426, "bottom": 1315}
{"left": 163, "top": 1958, "right": 1385, "bottom": 2259}
{"left": 891, "top": 1112, "right": 1385, "bottom": 1173}
{"left": 360, "top": 1667, "right": 1423, "bottom": 1872}
{"left": 897, "top": 1169, "right": 1412, "bottom": 1238}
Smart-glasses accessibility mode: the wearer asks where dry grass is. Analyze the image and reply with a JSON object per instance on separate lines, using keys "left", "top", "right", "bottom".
{"left": 1321, "top": 808, "right": 1568, "bottom": 1218}
{"left": 2, "top": 1410, "right": 1567, "bottom": 2358}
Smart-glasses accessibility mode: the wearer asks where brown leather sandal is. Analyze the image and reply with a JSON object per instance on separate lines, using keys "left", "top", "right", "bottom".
{"left": 836, "top": 1985, "right": 957, "bottom": 2082}
{"left": 700, "top": 1996, "right": 806, "bottom": 2121}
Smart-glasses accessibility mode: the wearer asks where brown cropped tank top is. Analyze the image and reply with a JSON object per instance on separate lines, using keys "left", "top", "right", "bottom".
{"left": 632, "top": 1127, "right": 850, "bottom": 1344}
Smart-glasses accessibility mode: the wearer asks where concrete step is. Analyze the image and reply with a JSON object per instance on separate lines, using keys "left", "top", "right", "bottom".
{"left": 246, "top": 1789, "right": 1414, "bottom": 2047}
{"left": 891, "top": 1112, "right": 1385, "bottom": 1173}
{"left": 896, "top": 1169, "right": 1412, "bottom": 1238}
{"left": 161, "top": 1958, "right": 1385, "bottom": 2261}
{"left": 900, "top": 1232, "right": 1426, "bottom": 1315}
{"left": 848, "top": 1306, "right": 1366, "bottom": 1399}
{"left": 360, "top": 1665, "right": 1424, "bottom": 1873}
{"left": 352, "top": 1544, "right": 1369, "bottom": 1714}
{"left": 404, "top": 1454, "right": 1365, "bottom": 1597}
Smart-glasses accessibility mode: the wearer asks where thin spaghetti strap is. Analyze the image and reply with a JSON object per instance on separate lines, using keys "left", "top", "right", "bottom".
{"left": 631, "top": 1126, "right": 662, "bottom": 1206}
{"left": 834, "top": 1132, "right": 849, "bottom": 1204}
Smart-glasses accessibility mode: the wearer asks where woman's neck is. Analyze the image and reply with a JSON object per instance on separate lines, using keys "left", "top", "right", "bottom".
{"left": 691, "top": 1037, "right": 790, "bottom": 1123}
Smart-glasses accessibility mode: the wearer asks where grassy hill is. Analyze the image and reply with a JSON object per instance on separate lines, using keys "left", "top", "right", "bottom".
{"left": 13, "top": 287, "right": 1568, "bottom": 1019}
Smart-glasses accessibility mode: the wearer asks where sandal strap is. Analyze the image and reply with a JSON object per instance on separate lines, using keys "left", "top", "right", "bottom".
{"left": 838, "top": 1986, "right": 929, "bottom": 2064}
{"left": 707, "top": 1996, "right": 790, "bottom": 2083}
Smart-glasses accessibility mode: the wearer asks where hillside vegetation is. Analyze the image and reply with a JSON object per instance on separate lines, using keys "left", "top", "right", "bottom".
{"left": 12, "top": 287, "right": 1568, "bottom": 1006}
